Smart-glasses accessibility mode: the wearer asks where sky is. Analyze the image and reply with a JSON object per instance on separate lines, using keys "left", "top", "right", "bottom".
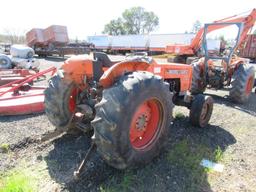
{"left": 0, "top": 0, "right": 255, "bottom": 40}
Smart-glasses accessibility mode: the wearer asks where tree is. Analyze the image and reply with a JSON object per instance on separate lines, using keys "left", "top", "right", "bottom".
{"left": 2, "top": 28, "right": 26, "bottom": 44}
{"left": 191, "top": 20, "right": 202, "bottom": 33}
{"left": 103, "top": 7, "right": 159, "bottom": 35}
{"left": 103, "top": 18, "right": 126, "bottom": 35}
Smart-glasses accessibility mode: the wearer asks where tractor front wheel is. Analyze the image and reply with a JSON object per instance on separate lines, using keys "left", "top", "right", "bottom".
{"left": 190, "top": 61, "right": 206, "bottom": 95}
{"left": 189, "top": 94, "right": 213, "bottom": 128}
{"left": 92, "top": 71, "right": 174, "bottom": 169}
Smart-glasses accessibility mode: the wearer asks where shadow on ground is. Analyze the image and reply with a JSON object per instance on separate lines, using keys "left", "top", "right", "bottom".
{"left": 205, "top": 90, "right": 256, "bottom": 117}
{"left": 45, "top": 115, "right": 236, "bottom": 192}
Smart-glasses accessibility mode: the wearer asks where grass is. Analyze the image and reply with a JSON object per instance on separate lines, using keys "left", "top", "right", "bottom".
{"left": 100, "top": 171, "right": 136, "bottom": 192}
{"left": 0, "top": 160, "right": 50, "bottom": 192}
{"left": 0, "top": 144, "right": 10, "bottom": 153}
{"left": 213, "top": 146, "right": 224, "bottom": 162}
{"left": 0, "top": 170, "right": 38, "bottom": 192}
{"left": 167, "top": 139, "right": 224, "bottom": 168}
{"left": 174, "top": 112, "right": 186, "bottom": 120}
{"left": 167, "top": 139, "right": 224, "bottom": 191}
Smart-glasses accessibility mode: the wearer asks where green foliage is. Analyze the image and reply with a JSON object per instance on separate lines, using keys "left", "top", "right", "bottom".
{"left": 191, "top": 20, "right": 202, "bottom": 33}
{"left": 103, "top": 18, "right": 126, "bottom": 36}
{"left": 0, "top": 171, "right": 37, "bottom": 192}
{"left": 253, "top": 29, "right": 256, "bottom": 34}
{"left": 103, "top": 7, "right": 159, "bottom": 35}
{"left": 0, "top": 144, "right": 10, "bottom": 153}
{"left": 167, "top": 139, "right": 224, "bottom": 190}
{"left": 175, "top": 112, "right": 185, "bottom": 120}
{"left": 100, "top": 171, "right": 136, "bottom": 192}
{"left": 120, "top": 172, "right": 134, "bottom": 191}
{"left": 213, "top": 146, "right": 223, "bottom": 162}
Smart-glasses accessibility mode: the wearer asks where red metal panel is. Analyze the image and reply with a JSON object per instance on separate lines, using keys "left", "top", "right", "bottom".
{"left": 0, "top": 89, "right": 45, "bottom": 115}
{"left": 0, "top": 67, "right": 56, "bottom": 116}
{"left": 26, "top": 28, "right": 45, "bottom": 47}
{"left": 43, "top": 25, "right": 69, "bottom": 45}
{"left": 239, "top": 34, "right": 256, "bottom": 59}
{"left": 249, "top": 35, "right": 256, "bottom": 58}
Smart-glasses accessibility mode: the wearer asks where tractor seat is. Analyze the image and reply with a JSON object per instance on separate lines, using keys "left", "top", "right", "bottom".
{"left": 92, "top": 52, "right": 115, "bottom": 81}
{"left": 93, "top": 52, "right": 114, "bottom": 67}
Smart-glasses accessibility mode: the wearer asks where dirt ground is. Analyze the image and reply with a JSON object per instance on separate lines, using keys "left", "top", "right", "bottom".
{"left": 0, "top": 56, "right": 256, "bottom": 192}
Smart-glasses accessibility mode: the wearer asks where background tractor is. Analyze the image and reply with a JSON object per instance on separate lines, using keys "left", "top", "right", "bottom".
{"left": 166, "top": 9, "right": 256, "bottom": 64}
{"left": 190, "top": 22, "right": 255, "bottom": 103}
{"left": 44, "top": 52, "right": 213, "bottom": 171}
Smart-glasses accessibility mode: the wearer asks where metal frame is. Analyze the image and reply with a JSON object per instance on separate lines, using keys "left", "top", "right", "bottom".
{"left": 202, "top": 22, "right": 244, "bottom": 82}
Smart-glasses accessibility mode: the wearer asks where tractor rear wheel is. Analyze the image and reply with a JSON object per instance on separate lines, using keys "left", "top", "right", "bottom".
{"left": 44, "top": 74, "right": 81, "bottom": 133}
{"left": 189, "top": 94, "right": 213, "bottom": 128}
{"left": 190, "top": 61, "right": 206, "bottom": 94}
{"left": 229, "top": 64, "right": 255, "bottom": 104}
{"left": 92, "top": 71, "right": 174, "bottom": 169}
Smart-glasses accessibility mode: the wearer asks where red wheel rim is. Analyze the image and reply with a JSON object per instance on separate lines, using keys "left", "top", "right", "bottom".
{"left": 200, "top": 102, "right": 209, "bottom": 122}
{"left": 69, "top": 88, "right": 78, "bottom": 112}
{"left": 129, "top": 98, "right": 163, "bottom": 150}
{"left": 246, "top": 76, "right": 254, "bottom": 95}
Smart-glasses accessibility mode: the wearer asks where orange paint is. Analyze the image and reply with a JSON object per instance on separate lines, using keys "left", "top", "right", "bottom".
{"left": 99, "top": 61, "right": 150, "bottom": 88}
{"left": 61, "top": 56, "right": 93, "bottom": 85}
{"left": 62, "top": 56, "right": 194, "bottom": 92}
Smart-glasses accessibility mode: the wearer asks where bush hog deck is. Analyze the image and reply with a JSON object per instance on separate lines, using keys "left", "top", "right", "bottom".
{"left": 0, "top": 69, "right": 37, "bottom": 86}
{"left": 0, "top": 67, "right": 56, "bottom": 115}
{"left": 44, "top": 52, "right": 214, "bottom": 175}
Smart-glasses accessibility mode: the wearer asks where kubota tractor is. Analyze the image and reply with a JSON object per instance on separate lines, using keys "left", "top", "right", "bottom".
{"left": 44, "top": 52, "right": 213, "bottom": 172}
{"left": 190, "top": 23, "right": 255, "bottom": 103}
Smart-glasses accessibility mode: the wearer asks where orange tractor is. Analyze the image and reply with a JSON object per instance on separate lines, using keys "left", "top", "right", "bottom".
{"left": 190, "top": 22, "right": 255, "bottom": 103}
{"left": 44, "top": 52, "right": 213, "bottom": 173}
{"left": 166, "top": 9, "right": 256, "bottom": 64}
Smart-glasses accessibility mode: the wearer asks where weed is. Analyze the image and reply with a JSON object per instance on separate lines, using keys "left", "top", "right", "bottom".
{"left": 99, "top": 186, "right": 112, "bottom": 192}
{"left": 167, "top": 139, "right": 224, "bottom": 191}
{"left": 213, "top": 146, "right": 223, "bottom": 162}
{"left": 120, "top": 172, "right": 134, "bottom": 190}
{"left": 100, "top": 171, "right": 136, "bottom": 192}
{"left": 0, "top": 170, "right": 37, "bottom": 192}
{"left": 0, "top": 144, "right": 10, "bottom": 153}
{"left": 175, "top": 112, "right": 185, "bottom": 120}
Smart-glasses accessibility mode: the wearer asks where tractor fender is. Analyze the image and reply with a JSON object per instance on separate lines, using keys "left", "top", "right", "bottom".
{"left": 228, "top": 57, "right": 247, "bottom": 78}
{"left": 231, "top": 57, "right": 247, "bottom": 69}
{"left": 99, "top": 61, "right": 150, "bottom": 88}
{"left": 61, "top": 55, "right": 93, "bottom": 85}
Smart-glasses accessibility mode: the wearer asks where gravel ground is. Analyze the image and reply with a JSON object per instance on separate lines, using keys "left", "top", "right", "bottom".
{"left": 0, "top": 56, "right": 256, "bottom": 192}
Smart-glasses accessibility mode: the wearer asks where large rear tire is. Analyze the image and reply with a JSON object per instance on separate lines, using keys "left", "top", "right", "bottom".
{"left": 190, "top": 61, "right": 206, "bottom": 94}
{"left": 44, "top": 74, "right": 80, "bottom": 133}
{"left": 92, "top": 71, "right": 174, "bottom": 169}
{"left": 229, "top": 64, "right": 255, "bottom": 104}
